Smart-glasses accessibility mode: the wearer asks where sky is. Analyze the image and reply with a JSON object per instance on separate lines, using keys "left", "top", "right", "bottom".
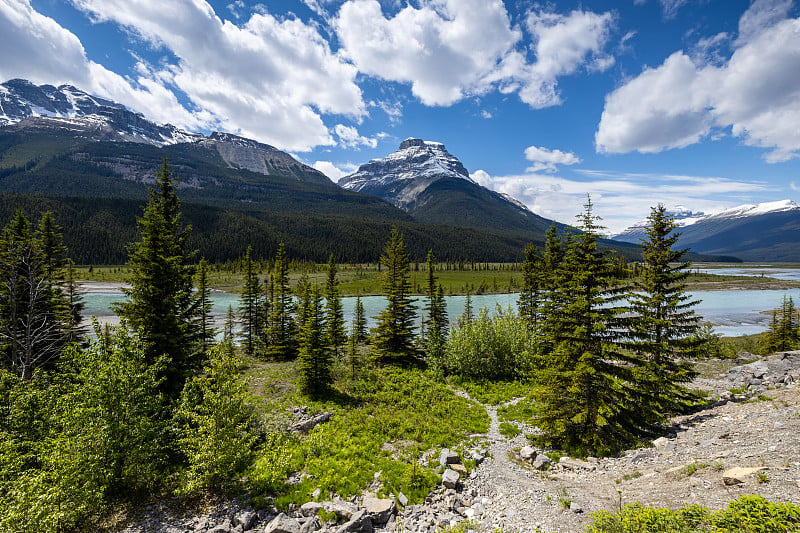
{"left": 2, "top": 0, "right": 800, "bottom": 234}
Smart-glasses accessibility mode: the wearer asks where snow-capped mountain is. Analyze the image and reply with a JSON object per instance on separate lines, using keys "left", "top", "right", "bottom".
{"left": 613, "top": 200, "right": 800, "bottom": 261}
{"left": 340, "top": 138, "right": 475, "bottom": 209}
{"left": 612, "top": 206, "right": 707, "bottom": 243}
{"left": 0, "top": 78, "right": 202, "bottom": 145}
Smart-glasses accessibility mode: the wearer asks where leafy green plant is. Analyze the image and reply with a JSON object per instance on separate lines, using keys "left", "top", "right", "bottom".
{"left": 757, "top": 471, "right": 769, "bottom": 484}
{"left": 683, "top": 461, "right": 708, "bottom": 476}
{"left": 499, "top": 421, "right": 521, "bottom": 439}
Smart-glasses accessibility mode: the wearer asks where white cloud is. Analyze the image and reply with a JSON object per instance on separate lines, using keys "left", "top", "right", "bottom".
{"left": 659, "top": 0, "right": 689, "bottom": 19}
{"left": 334, "top": 0, "right": 614, "bottom": 109}
{"left": 472, "top": 168, "right": 769, "bottom": 234}
{"left": 5, "top": 0, "right": 368, "bottom": 152}
{"left": 523, "top": 145, "right": 581, "bottom": 173}
{"left": 481, "top": 110, "right": 493, "bottom": 119}
{"left": 596, "top": 6, "right": 800, "bottom": 163}
{"left": 333, "top": 124, "right": 381, "bottom": 149}
{"left": 312, "top": 160, "right": 357, "bottom": 181}
{"left": 737, "top": 0, "right": 793, "bottom": 44}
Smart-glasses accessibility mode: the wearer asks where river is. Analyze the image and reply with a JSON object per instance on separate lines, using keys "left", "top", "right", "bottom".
{"left": 80, "top": 272, "right": 800, "bottom": 337}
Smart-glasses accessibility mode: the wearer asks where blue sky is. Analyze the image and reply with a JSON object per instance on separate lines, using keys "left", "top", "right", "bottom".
{"left": 2, "top": 0, "right": 800, "bottom": 233}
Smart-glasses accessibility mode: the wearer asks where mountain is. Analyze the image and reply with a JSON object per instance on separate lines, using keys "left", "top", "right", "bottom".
{"left": 339, "top": 138, "right": 557, "bottom": 235}
{"left": 612, "top": 207, "right": 707, "bottom": 243}
{"left": 614, "top": 200, "right": 800, "bottom": 261}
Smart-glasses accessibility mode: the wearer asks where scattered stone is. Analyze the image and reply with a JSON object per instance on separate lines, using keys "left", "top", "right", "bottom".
{"left": 442, "top": 469, "right": 460, "bottom": 489}
{"left": 299, "top": 517, "right": 319, "bottom": 533}
{"left": 234, "top": 510, "right": 257, "bottom": 530}
{"left": 722, "top": 467, "right": 765, "bottom": 485}
{"left": 362, "top": 497, "right": 395, "bottom": 524}
{"left": 324, "top": 501, "right": 358, "bottom": 520}
{"left": 532, "top": 455, "right": 551, "bottom": 470}
{"left": 519, "top": 446, "right": 536, "bottom": 460}
{"left": 335, "top": 509, "right": 373, "bottom": 533}
{"left": 265, "top": 513, "right": 301, "bottom": 533}
{"left": 439, "top": 449, "right": 461, "bottom": 466}
{"left": 653, "top": 437, "right": 669, "bottom": 448}
{"left": 300, "top": 502, "right": 323, "bottom": 517}
{"left": 289, "top": 412, "right": 331, "bottom": 433}
{"left": 397, "top": 492, "right": 409, "bottom": 507}
{"left": 451, "top": 463, "right": 468, "bottom": 475}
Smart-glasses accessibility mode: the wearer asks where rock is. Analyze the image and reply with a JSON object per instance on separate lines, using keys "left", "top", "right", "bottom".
{"left": 653, "top": 437, "right": 669, "bottom": 448}
{"left": 451, "top": 463, "right": 468, "bottom": 475}
{"left": 324, "top": 501, "right": 358, "bottom": 520}
{"left": 234, "top": 510, "right": 257, "bottom": 530}
{"left": 469, "top": 450, "right": 485, "bottom": 464}
{"left": 300, "top": 502, "right": 323, "bottom": 517}
{"left": 335, "top": 510, "right": 373, "bottom": 533}
{"left": 532, "top": 455, "right": 551, "bottom": 470}
{"left": 397, "top": 492, "right": 409, "bottom": 507}
{"left": 362, "top": 497, "right": 395, "bottom": 525}
{"left": 265, "top": 514, "right": 302, "bottom": 533}
{"left": 664, "top": 441, "right": 676, "bottom": 453}
{"left": 570, "top": 502, "right": 583, "bottom": 514}
{"left": 311, "top": 488, "right": 321, "bottom": 499}
{"left": 299, "top": 518, "right": 319, "bottom": 533}
{"left": 722, "top": 467, "right": 765, "bottom": 485}
{"left": 519, "top": 446, "right": 536, "bottom": 460}
{"left": 289, "top": 412, "right": 331, "bottom": 433}
{"left": 208, "top": 527, "right": 230, "bottom": 533}
{"left": 439, "top": 449, "right": 460, "bottom": 466}
{"left": 442, "top": 469, "right": 460, "bottom": 489}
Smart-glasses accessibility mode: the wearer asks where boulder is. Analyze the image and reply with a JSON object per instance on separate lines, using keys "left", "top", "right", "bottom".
{"left": 265, "top": 514, "right": 302, "bottom": 533}
{"left": 532, "top": 455, "right": 551, "bottom": 470}
{"left": 519, "top": 446, "right": 536, "bottom": 460}
{"left": 324, "top": 501, "right": 358, "bottom": 520}
{"left": 439, "top": 449, "right": 460, "bottom": 466}
{"left": 722, "top": 467, "right": 765, "bottom": 485}
{"left": 335, "top": 510, "right": 373, "bottom": 533}
{"left": 234, "top": 510, "right": 258, "bottom": 530}
{"left": 299, "top": 518, "right": 319, "bottom": 533}
{"left": 451, "top": 463, "right": 468, "bottom": 475}
{"left": 300, "top": 502, "right": 323, "bottom": 517}
{"left": 289, "top": 412, "right": 331, "bottom": 433}
{"left": 362, "top": 497, "right": 395, "bottom": 525}
{"left": 397, "top": 492, "right": 409, "bottom": 507}
{"left": 442, "top": 468, "right": 460, "bottom": 489}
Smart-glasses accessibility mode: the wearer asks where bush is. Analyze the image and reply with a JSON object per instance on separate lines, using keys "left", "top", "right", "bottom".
{"left": 444, "top": 307, "right": 537, "bottom": 380}
{"left": 175, "top": 347, "right": 257, "bottom": 495}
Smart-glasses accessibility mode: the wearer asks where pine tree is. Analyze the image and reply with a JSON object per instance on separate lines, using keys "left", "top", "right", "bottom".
{"left": 764, "top": 296, "right": 799, "bottom": 352}
{"left": 518, "top": 243, "right": 542, "bottom": 327}
{"left": 533, "top": 198, "right": 636, "bottom": 456}
{"left": 265, "top": 243, "right": 297, "bottom": 359}
{"left": 239, "top": 246, "right": 263, "bottom": 357}
{"left": 114, "top": 158, "right": 199, "bottom": 398}
{"left": 324, "top": 255, "right": 346, "bottom": 358}
{"left": 223, "top": 305, "right": 236, "bottom": 355}
{"left": 298, "top": 284, "right": 331, "bottom": 395}
{"left": 459, "top": 290, "right": 473, "bottom": 326}
{"left": 64, "top": 258, "right": 86, "bottom": 343}
{"left": 352, "top": 294, "right": 367, "bottom": 343}
{"left": 627, "top": 204, "right": 700, "bottom": 424}
{"left": 372, "top": 228, "right": 418, "bottom": 363}
{"left": 194, "top": 258, "right": 216, "bottom": 354}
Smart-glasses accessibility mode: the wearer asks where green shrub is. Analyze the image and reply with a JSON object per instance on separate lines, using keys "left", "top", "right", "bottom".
{"left": 444, "top": 307, "right": 537, "bottom": 380}
{"left": 499, "top": 421, "right": 521, "bottom": 438}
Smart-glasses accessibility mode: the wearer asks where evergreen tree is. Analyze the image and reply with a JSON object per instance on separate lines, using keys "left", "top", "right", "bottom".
{"left": 239, "top": 247, "right": 263, "bottom": 357}
{"left": 64, "top": 259, "right": 86, "bottom": 344}
{"left": 460, "top": 290, "right": 473, "bottom": 326}
{"left": 298, "top": 284, "right": 331, "bottom": 395}
{"left": 518, "top": 243, "right": 542, "bottom": 327}
{"left": 352, "top": 294, "right": 367, "bottom": 343}
{"left": 627, "top": 204, "right": 700, "bottom": 424}
{"left": 763, "top": 296, "right": 799, "bottom": 352}
{"left": 223, "top": 305, "right": 236, "bottom": 355}
{"left": 114, "top": 158, "right": 199, "bottom": 398}
{"left": 0, "top": 210, "right": 70, "bottom": 378}
{"left": 533, "top": 198, "right": 636, "bottom": 456}
{"left": 324, "top": 255, "right": 346, "bottom": 358}
{"left": 372, "top": 228, "right": 418, "bottom": 363}
{"left": 265, "top": 243, "right": 297, "bottom": 359}
{"left": 424, "top": 251, "right": 448, "bottom": 369}
{"left": 194, "top": 259, "right": 216, "bottom": 354}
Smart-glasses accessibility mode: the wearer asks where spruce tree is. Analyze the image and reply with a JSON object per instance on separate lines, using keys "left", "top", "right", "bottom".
{"left": 533, "top": 199, "right": 636, "bottom": 456}
{"left": 518, "top": 243, "right": 542, "bottom": 327}
{"left": 64, "top": 258, "right": 86, "bottom": 343}
{"left": 764, "top": 296, "right": 799, "bottom": 352}
{"left": 372, "top": 228, "right": 417, "bottom": 363}
{"left": 324, "top": 255, "right": 346, "bottom": 358}
{"left": 298, "top": 284, "right": 331, "bottom": 395}
{"left": 424, "top": 251, "right": 448, "bottom": 369}
{"left": 114, "top": 158, "right": 198, "bottom": 398}
{"left": 265, "top": 243, "right": 297, "bottom": 359}
{"left": 194, "top": 258, "right": 216, "bottom": 354}
{"left": 352, "top": 294, "right": 367, "bottom": 344}
{"left": 627, "top": 204, "right": 700, "bottom": 424}
{"left": 239, "top": 246, "right": 263, "bottom": 357}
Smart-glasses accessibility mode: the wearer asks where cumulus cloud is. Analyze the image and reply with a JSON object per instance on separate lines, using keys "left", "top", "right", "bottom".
{"left": 596, "top": 2, "right": 800, "bottom": 163}
{"left": 472, "top": 168, "right": 769, "bottom": 234}
{"left": 524, "top": 145, "right": 581, "bottom": 173}
{"left": 333, "top": 124, "right": 381, "bottom": 149}
{"left": 334, "top": 0, "right": 614, "bottom": 109}
{"left": 312, "top": 160, "right": 358, "bottom": 181}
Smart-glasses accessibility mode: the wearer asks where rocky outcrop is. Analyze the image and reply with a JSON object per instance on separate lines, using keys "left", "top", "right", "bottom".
{"left": 724, "top": 351, "right": 800, "bottom": 389}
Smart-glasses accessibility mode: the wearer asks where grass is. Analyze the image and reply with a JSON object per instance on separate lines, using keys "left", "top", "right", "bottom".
{"left": 74, "top": 263, "right": 800, "bottom": 296}
{"left": 683, "top": 461, "right": 709, "bottom": 477}
{"left": 588, "top": 495, "right": 800, "bottom": 532}
{"left": 243, "top": 358, "right": 490, "bottom": 509}
{"left": 452, "top": 379, "right": 531, "bottom": 405}
{"left": 498, "top": 422, "right": 521, "bottom": 439}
